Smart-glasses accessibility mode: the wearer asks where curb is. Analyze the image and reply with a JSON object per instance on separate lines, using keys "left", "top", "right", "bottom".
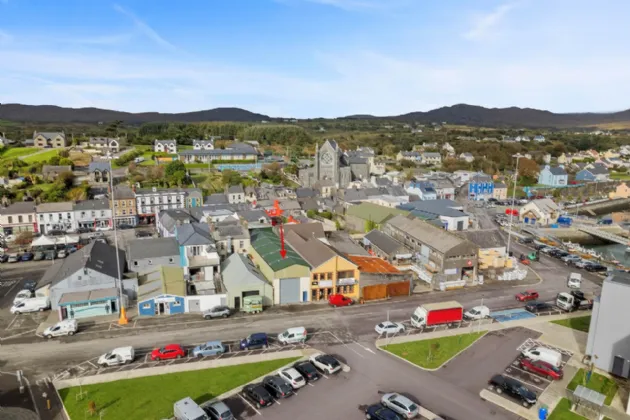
{"left": 479, "top": 389, "right": 539, "bottom": 420}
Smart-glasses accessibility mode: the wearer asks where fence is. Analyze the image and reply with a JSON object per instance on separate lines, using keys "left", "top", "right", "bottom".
{"left": 362, "top": 281, "right": 410, "bottom": 301}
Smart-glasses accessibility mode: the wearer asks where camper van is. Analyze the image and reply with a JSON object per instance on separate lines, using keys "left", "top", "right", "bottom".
{"left": 10, "top": 297, "right": 50, "bottom": 314}
{"left": 43, "top": 319, "right": 78, "bottom": 339}
{"left": 242, "top": 295, "right": 263, "bottom": 314}
{"left": 174, "top": 397, "right": 209, "bottom": 420}
{"left": 277, "top": 327, "right": 307, "bottom": 345}
{"left": 98, "top": 347, "right": 135, "bottom": 367}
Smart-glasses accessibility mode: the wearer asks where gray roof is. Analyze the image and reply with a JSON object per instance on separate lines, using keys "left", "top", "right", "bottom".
{"left": 227, "top": 185, "right": 244, "bottom": 194}
{"left": 89, "top": 137, "right": 118, "bottom": 145}
{"left": 220, "top": 253, "right": 268, "bottom": 289}
{"left": 35, "top": 132, "right": 65, "bottom": 140}
{"left": 155, "top": 139, "right": 176, "bottom": 145}
{"left": 39, "top": 241, "right": 125, "bottom": 288}
{"left": 205, "top": 194, "right": 229, "bottom": 205}
{"left": 343, "top": 189, "right": 368, "bottom": 202}
{"left": 158, "top": 208, "right": 202, "bottom": 234}
{"left": 284, "top": 230, "right": 341, "bottom": 268}
{"left": 36, "top": 201, "right": 74, "bottom": 213}
{"left": 127, "top": 237, "right": 179, "bottom": 261}
{"left": 299, "top": 197, "right": 319, "bottom": 211}
{"left": 364, "top": 187, "right": 383, "bottom": 197}
{"left": 399, "top": 199, "right": 466, "bottom": 219}
{"left": 607, "top": 271, "right": 630, "bottom": 286}
{"left": 296, "top": 188, "right": 318, "bottom": 198}
{"left": 584, "top": 164, "right": 609, "bottom": 175}
{"left": 279, "top": 200, "right": 302, "bottom": 211}
{"left": 457, "top": 229, "right": 505, "bottom": 249}
{"left": 215, "top": 222, "right": 249, "bottom": 240}
{"left": 114, "top": 186, "right": 135, "bottom": 199}
{"left": 546, "top": 166, "right": 567, "bottom": 176}
{"left": 42, "top": 165, "right": 72, "bottom": 174}
{"left": 0, "top": 201, "right": 36, "bottom": 215}
{"left": 348, "top": 156, "right": 368, "bottom": 164}
{"left": 386, "top": 215, "right": 475, "bottom": 255}
{"left": 88, "top": 162, "right": 110, "bottom": 172}
{"left": 238, "top": 209, "right": 270, "bottom": 223}
{"left": 192, "top": 139, "right": 214, "bottom": 146}
{"left": 135, "top": 187, "right": 190, "bottom": 195}
{"left": 494, "top": 182, "right": 507, "bottom": 188}
{"left": 73, "top": 199, "right": 110, "bottom": 211}
{"left": 325, "top": 231, "right": 369, "bottom": 256}
{"left": 283, "top": 222, "right": 326, "bottom": 240}
{"left": 373, "top": 177, "right": 392, "bottom": 187}
{"left": 470, "top": 174, "right": 492, "bottom": 183}
{"left": 364, "top": 230, "right": 407, "bottom": 255}
{"left": 179, "top": 144, "right": 256, "bottom": 156}
{"left": 176, "top": 223, "right": 214, "bottom": 246}
{"left": 423, "top": 152, "right": 441, "bottom": 158}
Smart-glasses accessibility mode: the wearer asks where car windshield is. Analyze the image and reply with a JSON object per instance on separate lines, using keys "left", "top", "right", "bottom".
{"left": 558, "top": 295, "right": 569, "bottom": 303}
{"left": 408, "top": 403, "right": 418, "bottom": 411}
{"left": 469, "top": 309, "right": 479, "bottom": 315}
{"left": 378, "top": 323, "right": 385, "bottom": 328}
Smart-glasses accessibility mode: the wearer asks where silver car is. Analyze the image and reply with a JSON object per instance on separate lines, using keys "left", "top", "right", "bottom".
{"left": 380, "top": 393, "right": 420, "bottom": 419}
{"left": 203, "top": 306, "right": 231, "bottom": 320}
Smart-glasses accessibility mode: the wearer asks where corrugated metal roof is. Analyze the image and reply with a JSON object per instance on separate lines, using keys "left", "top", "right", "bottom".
{"left": 346, "top": 202, "right": 409, "bottom": 224}
{"left": 250, "top": 228, "right": 308, "bottom": 272}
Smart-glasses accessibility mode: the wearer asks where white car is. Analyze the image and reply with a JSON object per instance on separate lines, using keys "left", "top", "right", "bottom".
{"left": 375, "top": 321, "right": 405, "bottom": 335}
{"left": 464, "top": 305, "right": 490, "bottom": 320}
{"left": 57, "top": 249, "right": 68, "bottom": 259}
{"left": 278, "top": 367, "right": 306, "bottom": 389}
{"left": 309, "top": 353, "right": 342, "bottom": 374}
{"left": 98, "top": 346, "right": 135, "bottom": 367}
{"left": 11, "top": 297, "right": 50, "bottom": 314}
{"left": 43, "top": 319, "right": 78, "bottom": 339}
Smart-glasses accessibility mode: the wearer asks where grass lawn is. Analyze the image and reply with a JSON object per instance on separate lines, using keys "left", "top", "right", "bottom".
{"left": 552, "top": 316, "right": 591, "bottom": 333}
{"left": 22, "top": 149, "right": 60, "bottom": 164}
{"left": 548, "top": 398, "right": 588, "bottom": 420}
{"left": 383, "top": 332, "right": 485, "bottom": 369}
{"left": 611, "top": 172, "right": 630, "bottom": 180}
{"left": 185, "top": 163, "right": 211, "bottom": 169}
{"left": 0, "top": 147, "right": 38, "bottom": 159}
{"left": 568, "top": 368, "right": 618, "bottom": 405}
{"left": 59, "top": 357, "right": 299, "bottom": 420}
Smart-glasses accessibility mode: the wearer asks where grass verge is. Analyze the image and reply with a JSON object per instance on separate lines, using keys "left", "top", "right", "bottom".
{"left": 548, "top": 398, "right": 588, "bottom": 420}
{"left": 22, "top": 149, "right": 60, "bottom": 163}
{"left": 59, "top": 357, "right": 299, "bottom": 419}
{"left": 0, "top": 147, "right": 38, "bottom": 159}
{"left": 568, "top": 368, "right": 618, "bottom": 405}
{"left": 382, "top": 332, "right": 485, "bottom": 369}
{"left": 552, "top": 316, "right": 591, "bottom": 333}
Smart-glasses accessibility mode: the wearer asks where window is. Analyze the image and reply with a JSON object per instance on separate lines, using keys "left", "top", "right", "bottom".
{"left": 239, "top": 240, "right": 244, "bottom": 249}
{"left": 28, "top": 215, "right": 33, "bottom": 222}
{"left": 81, "top": 212, "right": 86, "bottom": 217}
{"left": 128, "top": 200, "right": 133, "bottom": 206}
{"left": 172, "top": 300, "right": 181, "bottom": 306}
{"left": 148, "top": 259, "right": 153, "bottom": 265}
{"left": 114, "top": 202, "right": 118, "bottom": 207}
{"left": 18, "top": 216, "right": 23, "bottom": 223}
{"left": 39, "top": 215, "right": 44, "bottom": 221}
{"left": 121, "top": 201, "right": 125, "bottom": 207}
{"left": 91, "top": 211, "right": 95, "bottom": 217}
{"left": 142, "top": 303, "right": 151, "bottom": 309}
{"left": 7, "top": 216, "right": 11, "bottom": 224}
{"left": 169, "top": 258, "right": 174, "bottom": 263}
{"left": 100, "top": 211, "right": 105, "bottom": 217}
{"left": 133, "top": 261, "right": 138, "bottom": 266}
{"left": 122, "top": 210, "right": 126, "bottom": 215}
{"left": 66, "top": 213, "right": 71, "bottom": 219}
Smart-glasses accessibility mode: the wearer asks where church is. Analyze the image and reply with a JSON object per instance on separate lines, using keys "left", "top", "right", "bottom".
{"left": 299, "top": 140, "right": 370, "bottom": 188}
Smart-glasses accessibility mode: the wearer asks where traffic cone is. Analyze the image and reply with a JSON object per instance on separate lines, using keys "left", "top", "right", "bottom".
{"left": 118, "top": 305, "right": 129, "bottom": 325}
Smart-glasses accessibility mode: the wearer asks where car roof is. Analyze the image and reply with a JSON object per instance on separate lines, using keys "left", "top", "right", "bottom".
{"left": 209, "top": 401, "right": 230, "bottom": 412}
{"left": 282, "top": 367, "right": 301, "bottom": 376}
{"left": 204, "top": 340, "right": 222, "bottom": 346}
{"left": 250, "top": 332, "right": 267, "bottom": 339}
{"left": 386, "top": 393, "right": 416, "bottom": 407}
{"left": 163, "top": 344, "right": 181, "bottom": 350}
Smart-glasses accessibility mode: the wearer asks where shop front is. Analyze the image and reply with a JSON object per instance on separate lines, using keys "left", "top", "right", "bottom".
{"left": 57, "top": 288, "right": 120, "bottom": 320}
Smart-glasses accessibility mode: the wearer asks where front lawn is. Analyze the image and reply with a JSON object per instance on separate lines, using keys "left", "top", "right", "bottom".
{"left": 382, "top": 332, "right": 485, "bottom": 369}
{"left": 0, "top": 147, "right": 38, "bottom": 159}
{"left": 611, "top": 172, "right": 630, "bottom": 180}
{"left": 22, "top": 149, "right": 60, "bottom": 163}
{"left": 59, "top": 357, "right": 298, "bottom": 419}
{"left": 552, "top": 316, "right": 591, "bottom": 333}
{"left": 568, "top": 368, "right": 618, "bottom": 405}
{"left": 548, "top": 398, "right": 588, "bottom": 420}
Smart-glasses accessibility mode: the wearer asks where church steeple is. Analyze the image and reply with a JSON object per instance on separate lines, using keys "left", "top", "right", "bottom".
{"left": 315, "top": 142, "right": 319, "bottom": 180}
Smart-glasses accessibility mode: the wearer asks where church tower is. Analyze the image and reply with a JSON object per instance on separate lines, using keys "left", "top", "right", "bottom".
{"left": 314, "top": 142, "right": 319, "bottom": 180}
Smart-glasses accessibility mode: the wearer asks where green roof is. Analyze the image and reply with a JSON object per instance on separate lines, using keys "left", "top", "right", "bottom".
{"left": 251, "top": 228, "right": 308, "bottom": 272}
{"left": 346, "top": 202, "right": 409, "bottom": 224}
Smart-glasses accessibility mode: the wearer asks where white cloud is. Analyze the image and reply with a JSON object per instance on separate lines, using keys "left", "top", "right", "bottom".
{"left": 464, "top": 2, "right": 517, "bottom": 41}
{"left": 0, "top": 29, "right": 12, "bottom": 44}
{"left": 113, "top": 4, "right": 177, "bottom": 51}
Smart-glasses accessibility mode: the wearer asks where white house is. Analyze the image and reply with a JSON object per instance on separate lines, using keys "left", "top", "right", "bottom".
{"left": 442, "top": 143, "right": 455, "bottom": 154}
{"left": 135, "top": 187, "right": 188, "bottom": 223}
{"left": 176, "top": 223, "right": 221, "bottom": 284}
{"left": 519, "top": 199, "right": 560, "bottom": 226}
{"left": 422, "top": 152, "right": 442, "bottom": 166}
{"left": 534, "top": 135, "right": 546, "bottom": 143}
{"left": 154, "top": 139, "right": 177, "bottom": 154}
{"left": 73, "top": 199, "right": 113, "bottom": 230}
{"left": 192, "top": 139, "right": 215, "bottom": 150}
{"left": 87, "top": 137, "right": 120, "bottom": 153}
{"left": 36, "top": 202, "right": 76, "bottom": 234}
{"left": 459, "top": 152, "right": 474, "bottom": 163}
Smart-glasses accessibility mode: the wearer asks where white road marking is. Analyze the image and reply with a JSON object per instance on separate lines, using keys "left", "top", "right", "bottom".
{"left": 273, "top": 398, "right": 281, "bottom": 405}
{"left": 307, "top": 383, "right": 315, "bottom": 387}
{"left": 2, "top": 279, "right": 21, "bottom": 297}
{"left": 6, "top": 315, "right": 18, "bottom": 330}
{"left": 87, "top": 361, "right": 98, "bottom": 369}
{"left": 324, "top": 330, "right": 365, "bottom": 358}
{"left": 502, "top": 372, "right": 546, "bottom": 392}
{"left": 320, "top": 373, "right": 329, "bottom": 379}
{"left": 0, "top": 328, "right": 37, "bottom": 341}
{"left": 237, "top": 394, "right": 261, "bottom": 416}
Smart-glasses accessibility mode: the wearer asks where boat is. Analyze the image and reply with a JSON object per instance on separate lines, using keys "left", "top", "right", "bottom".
{"left": 626, "top": 247, "right": 630, "bottom": 253}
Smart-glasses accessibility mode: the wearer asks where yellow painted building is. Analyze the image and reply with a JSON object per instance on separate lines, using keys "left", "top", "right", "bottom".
{"left": 309, "top": 255, "right": 360, "bottom": 302}
{"left": 610, "top": 182, "right": 630, "bottom": 199}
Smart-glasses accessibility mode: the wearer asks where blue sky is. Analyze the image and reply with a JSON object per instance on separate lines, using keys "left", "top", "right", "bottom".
{"left": 1, "top": 0, "right": 630, "bottom": 117}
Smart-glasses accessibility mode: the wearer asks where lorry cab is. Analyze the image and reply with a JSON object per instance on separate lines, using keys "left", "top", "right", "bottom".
{"left": 242, "top": 295, "right": 263, "bottom": 314}
{"left": 567, "top": 273, "right": 581, "bottom": 289}
{"left": 174, "top": 397, "right": 209, "bottom": 420}
{"left": 277, "top": 327, "right": 307, "bottom": 345}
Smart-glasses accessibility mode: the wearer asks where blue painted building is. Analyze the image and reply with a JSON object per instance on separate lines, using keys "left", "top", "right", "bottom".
{"left": 468, "top": 174, "right": 494, "bottom": 201}
{"left": 538, "top": 165, "right": 568, "bottom": 187}
{"left": 137, "top": 266, "right": 187, "bottom": 316}
{"left": 575, "top": 163, "right": 610, "bottom": 183}
{"left": 58, "top": 288, "right": 122, "bottom": 320}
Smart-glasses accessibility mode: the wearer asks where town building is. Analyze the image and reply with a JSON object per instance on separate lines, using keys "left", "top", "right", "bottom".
{"left": 533, "top": 135, "right": 546, "bottom": 143}
{"left": 227, "top": 185, "right": 246, "bottom": 204}
{"left": 192, "top": 139, "right": 215, "bottom": 150}
{"left": 422, "top": 152, "right": 442, "bottom": 166}
{"left": 299, "top": 140, "right": 359, "bottom": 188}
{"left": 137, "top": 266, "right": 187, "bottom": 316}
{"left": 73, "top": 199, "right": 112, "bottom": 230}
{"left": 85, "top": 137, "right": 120, "bottom": 153}
{"left": 156, "top": 208, "right": 203, "bottom": 238}
{"left": 212, "top": 218, "right": 250, "bottom": 258}
{"left": 135, "top": 187, "right": 187, "bottom": 224}
{"left": 42, "top": 165, "right": 72, "bottom": 181}
{"left": 396, "top": 151, "right": 423, "bottom": 163}
{"left": 36, "top": 202, "right": 75, "bottom": 234}
{"left": 112, "top": 186, "right": 138, "bottom": 227}
{"left": 493, "top": 182, "right": 508, "bottom": 200}
{"left": 586, "top": 272, "right": 630, "bottom": 378}
{"left": 176, "top": 223, "right": 221, "bottom": 284}
{"left": 519, "top": 198, "right": 560, "bottom": 226}
{"left": 468, "top": 173, "right": 495, "bottom": 201}
{"left": 344, "top": 202, "right": 409, "bottom": 232}
{"left": 362, "top": 229, "right": 412, "bottom": 265}
{"left": 609, "top": 182, "right": 630, "bottom": 199}
{"left": 0, "top": 202, "right": 37, "bottom": 236}
{"left": 87, "top": 162, "right": 111, "bottom": 184}
{"left": 576, "top": 163, "right": 610, "bottom": 182}
{"left": 178, "top": 142, "right": 257, "bottom": 164}
{"left": 33, "top": 131, "right": 67, "bottom": 148}
{"left": 221, "top": 253, "right": 274, "bottom": 309}
{"left": 399, "top": 200, "right": 470, "bottom": 231}
{"left": 406, "top": 181, "right": 437, "bottom": 201}
{"left": 457, "top": 229, "right": 507, "bottom": 271}
{"left": 127, "top": 237, "right": 180, "bottom": 273}
{"left": 154, "top": 139, "right": 177, "bottom": 154}
{"left": 538, "top": 165, "right": 568, "bottom": 187}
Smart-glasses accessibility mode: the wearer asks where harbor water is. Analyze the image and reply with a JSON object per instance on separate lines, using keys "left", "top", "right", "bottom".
{"left": 583, "top": 243, "right": 630, "bottom": 264}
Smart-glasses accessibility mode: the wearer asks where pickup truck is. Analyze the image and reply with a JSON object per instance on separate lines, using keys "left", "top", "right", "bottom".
{"left": 556, "top": 290, "right": 593, "bottom": 312}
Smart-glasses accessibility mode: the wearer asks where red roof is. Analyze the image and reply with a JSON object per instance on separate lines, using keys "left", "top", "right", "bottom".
{"left": 347, "top": 255, "right": 401, "bottom": 274}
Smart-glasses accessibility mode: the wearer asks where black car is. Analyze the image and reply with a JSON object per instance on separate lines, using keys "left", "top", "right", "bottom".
{"left": 0, "top": 254, "right": 8, "bottom": 263}
{"left": 488, "top": 374, "right": 537, "bottom": 407}
{"left": 585, "top": 263, "right": 607, "bottom": 273}
{"left": 293, "top": 361, "right": 320, "bottom": 382}
{"left": 242, "top": 383, "right": 274, "bottom": 409}
{"left": 135, "top": 230, "right": 153, "bottom": 238}
{"left": 525, "top": 301, "right": 553, "bottom": 313}
{"left": 117, "top": 224, "right": 134, "bottom": 230}
{"left": 76, "top": 227, "right": 93, "bottom": 234}
{"left": 534, "top": 244, "right": 547, "bottom": 251}
{"left": 365, "top": 403, "right": 402, "bottom": 420}
{"left": 551, "top": 250, "right": 569, "bottom": 258}
{"left": 262, "top": 375, "right": 294, "bottom": 399}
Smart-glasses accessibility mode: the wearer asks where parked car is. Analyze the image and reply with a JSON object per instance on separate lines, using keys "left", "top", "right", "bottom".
{"left": 573, "top": 259, "right": 590, "bottom": 269}
{"left": 76, "top": 227, "right": 92, "bottom": 234}
{"left": 488, "top": 374, "right": 537, "bottom": 407}
{"left": 95, "top": 226, "right": 111, "bottom": 232}
{"left": 43, "top": 319, "right": 78, "bottom": 339}
{"left": 515, "top": 290, "right": 539, "bottom": 302}
{"left": 48, "top": 229, "right": 65, "bottom": 236}
{"left": 150, "top": 344, "right": 185, "bottom": 361}
{"left": 45, "top": 250, "right": 56, "bottom": 260}
{"left": 117, "top": 224, "right": 134, "bottom": 230}
{"left": 328, "top": 294, "right": 353, "bottom": 307}
{"left": 0, "top": 254, "right": 8, "bottom": 263}
{"left": 20, "top": 252, "right": 34, "bottom": 261}
{"left": 57, "top": 249, "right": 68, "bottom": 259}
{"left": 561, "top": 255, "right": 581, "bottom": 264}
{"left": 242, "top": 383, "right": 274, "bottom": 409}
{"left": 520, "top": 358, "right": 563, "bottom": 380}
{"left": 33, "top": 251, "right": 45, "bottom": 261}
{"left": 521, "top": 346, "right": 562, "bottom": 368}
{"left": 293, "top": 360, "right": 320, "bottom": 382}
{"left": 277, "top": 326, "right": 307, "bottom": 345}
{"left": 375, "top": 321, "right": 405, "bottom": 335}
{"left": 11, "top": 297, "right": 50, "bottom": 314}
{"left": 91, "top": 231, "right": 105, "bottom": 238}
{"left": 463, "top": 305, "right": 490, "bottom": 320}
{"left": 309, "top": 353, "right": 341, "bottom": 374}
{"left": 202, "top": 306, "right": 231, "bottom": 320}
{"left": 203, "top": 401, "right": 234, "bottom": 420}
{"left": 13, "top": 289, "right": 34, "bottom": 305}
{"left": 262, "top": 375, "right": 294, "bottom": 399}
{"left": 534, "top": 244, "right": 548, "bottom": 251}
{"left": 525, "top": 301, "right": 553, "bottom": 313}
{"left": 135, "top": 230, "right": 153, "bottom": 238}
{"left": 239, "top": 332, "right": 268, "bottom": 350}
{"left": 365, "top": 403, "right": 403, "bottom": 420}
{"left": 98, "top": 346, "right": 135, "bottom": 367}
{"left": 585, "top": 263, "right": 607, "bottom": 273}
{"left": 278, "top": 367, "right": 306, "bottom": 389}
{"left": 192, "top": 340, "right": 225, "bottom": 357}
{"left": 380, "top": 393, "right": 419, "bottom": 418}
{"left": 7, "top": 253, "right": 19, "bottom": 263}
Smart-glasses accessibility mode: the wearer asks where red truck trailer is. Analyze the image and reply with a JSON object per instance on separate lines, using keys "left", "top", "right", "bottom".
{"left": 411, "top": 301, "right": 464, "bottom": 328}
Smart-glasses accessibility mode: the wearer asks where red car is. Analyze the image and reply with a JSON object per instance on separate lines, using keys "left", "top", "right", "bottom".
{"left": 515, "top": 290, "right": 539, "bottom": 302}
{"left": 328, "top": 294, "right": 353, "bottom": 307}
{"left": 151, "top": 344, "right": 186, "bottom": 361}
{"left": 520, "top": 358, "right": 563, "bottom": 380}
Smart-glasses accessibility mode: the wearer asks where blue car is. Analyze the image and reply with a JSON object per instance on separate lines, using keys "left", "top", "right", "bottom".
{"left": 192, "top": 341, "right": 226, "bottom": 357}
{"left": 21, "top": 252, "right": 34, "bottom": 261}
{"left": 365, "top": 404, "right": 402, "bottom": 420}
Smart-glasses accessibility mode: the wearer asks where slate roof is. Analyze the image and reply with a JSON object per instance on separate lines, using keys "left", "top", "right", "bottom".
{"left": 205, "top": 194, "right": 229, "bottom": 205}
{"left": 364, "top": 230, "right": 407, "bottom": 255}
{"left": 423, "top": 152, "right": 441, "bottom": 158}
{"left": 36, "top": 201, "right": 74, "bottom": 213}
{"left": 529, "top": 198, "right": 560, "bottom": 214}
{"left": 546, "top": 166, "right": 567, "bottom": 176}
{"left": 155, "top": 139, "right": 176, "bottom": 145}
{"left": 221, "top": 253, "right": 268, "bottom": 288}
{"left": 343, "top": 189, "right": 368, "bottom": 202}
{"left": 284, "top": 230, "right": 344, "bottom": 268}
{"left": 585, "top": 164, "right": 609, "bottom": 175}
{"left": 250, "top": 228, "right": 308, "bottom": 271}
{"left": 494, "top": 182, "right": 507, "bottom": 188}
{"left": 158, "top": 208, "right": 202, "bottom": 234}
{"left": 176, "top": 223, "right": 214, "bottom": 246}
{"left": 35, "top": 132, "right": 65, "bottom": 140}
{"left": 114, "top": 186, "right": 135, "bottom": 200}
{"left": 127, "top": 237, "right": 179, "bottom": 261}
{"left": 0, "top": 201, "right": 36, "bottom": 215}
{"left": 348, "top": 156, "right": 368, "bottom": 164}
{"left": 385, "top": 215, "right": 475, "bottom": 255}
{"left": 398, "top": 199, "right": 466, "bottom": 219}
{"left": 325, "top": 231, "right": 370, "bottom": 256}
{"left": 42, "top": 165, "right": 72, "bottom": 174}
{"left": 296, "top": 188, "right": 318, "bottom": 198}
{"left": 227, "top": 185, "right": 244, "bottom": 194}
{"left": 299, "top": 197, "right": 319, "bottom": 211}
{"left": 88, "top": 162, "right": 110, "bottom": 173}
{"left": 238, "top": 209, "right": 270, "bottom": 223}
{"left": 457, "top": 229, "right": 506, "bottom": 249}
{"left": 39, "top": 241, "right": 125, "bottom": 288}
{"left": 283, "top": 222, "right": 326, "bottom": 240}
{"left": 73, "top": 199, "right": 110, "bottom": 211}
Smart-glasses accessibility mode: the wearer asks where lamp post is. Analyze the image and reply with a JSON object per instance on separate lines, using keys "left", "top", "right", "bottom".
{"left": 109, "top": 160, "right": 128, "bottom": 325}
{"left": 506, "top": 154, "right": 523, "bottom": 257}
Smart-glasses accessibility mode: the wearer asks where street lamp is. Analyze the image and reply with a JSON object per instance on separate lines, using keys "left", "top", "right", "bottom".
{"left": 109, "top": 160, "right": 128, "bottom": 325}
{"left": 506, "top": 154, "right": 524, "bottom": 257}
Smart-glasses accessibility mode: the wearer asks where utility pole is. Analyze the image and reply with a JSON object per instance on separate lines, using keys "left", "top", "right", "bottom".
{"left": 109, "top": 160, "right": 128, "bottom": 325}
{"left": 506, "top": 154, "right": 522, "bottom": 257}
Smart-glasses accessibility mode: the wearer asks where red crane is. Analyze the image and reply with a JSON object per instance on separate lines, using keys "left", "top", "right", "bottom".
{"left": 265, "top": 200, "right": 287, "bottom": 259}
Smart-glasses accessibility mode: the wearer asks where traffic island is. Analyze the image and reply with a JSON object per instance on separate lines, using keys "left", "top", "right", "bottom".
{"left": 381, "top": 331, "right": 485, "bottom": 370}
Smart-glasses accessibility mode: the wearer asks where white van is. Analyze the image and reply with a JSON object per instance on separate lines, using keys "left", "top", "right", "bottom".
{"left": 98, "top": 346, "right": 135, "bottom": 367}
{"left": 277, "top": 327, "right": 307, "bottom": 345}
{"left": 43, "top": 319, "right": 78, "bottom": 339}
{"left": 521, "top": 346, "right": 562, "bottom": 368}
{"left": 567, "top": 273, "right": 582, "bottom": 289}
{"left": 464, "top": 305, "right": 490, "bottom": 320}
{"left": 10, "top": 297, "right": 50, "bottom": 314}
{"left": 13, "top": 289, "right": 35, "bottom": 305}
{"left": 174, "top": 397, "right": 209, "bottom": 420}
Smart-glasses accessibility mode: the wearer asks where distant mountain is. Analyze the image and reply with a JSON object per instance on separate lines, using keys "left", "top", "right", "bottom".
{"left": 388, "top": 104, "right": 630, "bottom": 128}
{"left": 0, "top": 104, "right": 270, "bottom": 124}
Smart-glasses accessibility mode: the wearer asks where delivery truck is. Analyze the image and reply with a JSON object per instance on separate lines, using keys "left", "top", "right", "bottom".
{"left": 556, "top": 290, "right": 593, "bottom": 312}
{"left": 411, "top": 301, "right": 463, "bottom": 329}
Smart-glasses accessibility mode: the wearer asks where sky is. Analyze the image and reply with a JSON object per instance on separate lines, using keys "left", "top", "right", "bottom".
{"left": 1, "top": 0, "right": 630, "bottom": 118}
